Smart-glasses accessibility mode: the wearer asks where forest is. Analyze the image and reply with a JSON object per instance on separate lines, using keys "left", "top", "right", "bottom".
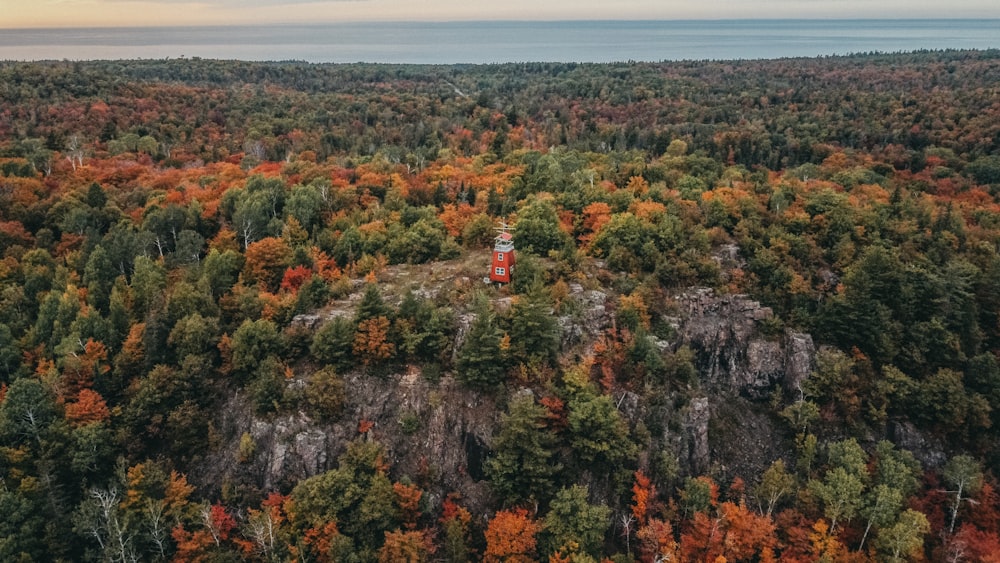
{"left": 1, "top": 50, "right": 1000, "bottom": 562}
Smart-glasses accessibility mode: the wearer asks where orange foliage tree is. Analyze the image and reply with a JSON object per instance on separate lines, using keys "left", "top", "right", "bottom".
{"left": 636, "top": 518, "right": 678, "bottom": 563}
{"left": 632, "top": 470, "right": 655, "bottom": 526}
{"left": 580, "top": 201, "right": 612, "bottom": 245}
{"left": 303, "top": 521, "right": 342, "bottom": 563}
{"left": 172, "top": 504, "right": 241, "bottom": 561}
{"left": 353, "top": 316, "right": 395, "bottom": 367}
{"left": 243, "top": 236, "right": 291, "bottom": 292}
{"left": 484, "top": 508, "right": 542, "bottom": 563}
{"left": 394, "top": 482, "right": 423, "bottom": 530}
{"left": 64, "top": 388, "right": 111, "bottom": 426}
{"left": 60, "top": 338, "right": 110, "bottom": 398}
{"left": 378, "top": 529, "right": 434, "bottom": 563}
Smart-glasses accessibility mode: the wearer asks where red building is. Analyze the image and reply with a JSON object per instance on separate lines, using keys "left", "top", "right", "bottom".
{"left": 490, "top": 227, "right": 515, "bottom": 284}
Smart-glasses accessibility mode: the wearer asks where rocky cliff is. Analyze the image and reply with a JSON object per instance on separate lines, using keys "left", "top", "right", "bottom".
{"left": 195, "top": 282, "right": 818, "bottom": 512}
{"left": 672, "top": 287, "right": 815, "bottom": 398}
{"left": 196, "top": 368, "right": 501, "bottom": 516}
{"left": 670, "top": 288, "right": 815, "bottom": 480}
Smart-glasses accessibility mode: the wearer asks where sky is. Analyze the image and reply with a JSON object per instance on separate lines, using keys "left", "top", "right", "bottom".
{"left": 2, "top": 0, "right": 1000, "bottom": 28}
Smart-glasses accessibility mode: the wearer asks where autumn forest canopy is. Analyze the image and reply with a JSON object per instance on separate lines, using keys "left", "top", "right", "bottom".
{"left": 2, "top": 51, "right": 1000, "bottom": 561}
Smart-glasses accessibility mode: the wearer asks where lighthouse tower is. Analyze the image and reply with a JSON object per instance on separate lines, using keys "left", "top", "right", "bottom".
{"left": 490, "top": 222, "right": 515, "bottom": 284}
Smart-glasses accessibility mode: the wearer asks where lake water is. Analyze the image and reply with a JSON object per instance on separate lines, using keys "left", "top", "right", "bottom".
{"left": 1, "top": 20, "right": 998, "bottom": 63}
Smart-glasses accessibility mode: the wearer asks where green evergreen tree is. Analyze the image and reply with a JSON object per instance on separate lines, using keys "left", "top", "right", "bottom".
{"left": 486, "top": 394, "right": 562, "bottom": 505}
{"left": 201, "top": 248, "right": 244, "bottom": 298}
{"left": 543, "top": 485, "right": 611, "bottom": 559}
{"left": 0, "top": 483, "right": 49, "bottom": 561}
{"left": 508, "top": 283, "right": 560, "bottom": 366}
{"left": 566, "top": 390, "right": 636, "bottom": 475}
{"left": 230, "top": 318, "right": 281, "bottom": 378}
{"left": 515, "top": 196, "right": 571, "bottom": 255}
{"left": 304, "top": 366, "right": 346, "bottom": 422}
{"left": 167, "top": 313, "right": 220, "bottom": 361}
{"left": 292, "top": 439, "right": 401, "bottom": 557}
{"left": 356, "top": 283, "right": 392, "bottom": 324}
{"left": 131, "top": 255, "right": 167, "bottom": 319}
{"left": 0, "top": 323, "right": 22, "bottom": 379}
{"left": 456, "top": 299, "right": 505, "bottom": 389}
{"left": 311, "top": 316, "right": 357, "bottom": 372}
{"left": 83, "top": 245, "right": 116, "bottom": 313}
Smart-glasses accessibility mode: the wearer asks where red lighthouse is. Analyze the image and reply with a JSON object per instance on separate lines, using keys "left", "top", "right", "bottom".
{"left": 490, "top": 223, "right": 515, "bottom": 284}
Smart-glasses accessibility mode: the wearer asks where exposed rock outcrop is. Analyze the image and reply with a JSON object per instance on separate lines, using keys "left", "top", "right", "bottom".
{"left": 708, "top": 397, "right": 789, "bottom": 483}
{"left": 683, "top": 397, "right": 711, "bottom": 475}
{"left": 197, "top": 369, "right": 500, "bottom": 517}
{"left": 672, "top": 288, "right": 814, "bottom": 398}
{"left": 890, "top": 421, "right": 948, "bottom": 469}
{"left": 784, "top": 332, "right": 815, "bottom": 395}
{"left": 662, "top": 288, "right": 817, "bottom": 482}
{"left": 558, "top": 283, "right": 608, "bottom": 348}
{"left": 251, "top": 415, "right": 329, "bottom": 490}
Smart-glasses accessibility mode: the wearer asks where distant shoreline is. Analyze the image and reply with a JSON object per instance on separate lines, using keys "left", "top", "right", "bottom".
{"left": 2, "top": 20, "right": 998, "bottom": 64}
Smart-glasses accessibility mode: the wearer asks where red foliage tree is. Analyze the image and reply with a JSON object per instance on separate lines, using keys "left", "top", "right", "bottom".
{"left": 950, "top": 524, "right": 1000, "bottom": 563}
{"left": 206, "top": 503, "right": 237, "bottom": 544}
{"left": 303, "top": 521, "right": 341, "bottom": 563}
{"left": 0, "top": 220, "right": 34, "bottom": 247}
{"left": 279, "top": 265, "right": 312, "bottom": 293}
{"left": 64, "top": 388, "right": 111, "bottom": 426}
{"left": 171, "top": 504, "right": 241, "bottom": 563}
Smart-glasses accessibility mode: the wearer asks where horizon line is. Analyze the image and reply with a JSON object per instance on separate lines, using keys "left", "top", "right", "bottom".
{"left": 4, "top": 17, "right": 1000, "bottom": 31}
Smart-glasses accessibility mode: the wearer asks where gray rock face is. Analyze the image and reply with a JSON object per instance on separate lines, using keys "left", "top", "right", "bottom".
{"left": 290, "top": 308, "right": 353, "bottom": 330}
{"left": 453, "top": 312, "right": 476, "bottom": 358}
{"left": 890, "top": 421, "right": 948, "bottom": 469}
{"left": 683, "top": 397, "right": 711, "bottom": 475}
{"left": 673, "top": 288, "right": 814, "bottom": 398}
{"left": 661, "top": 288, "right": 817, "bottom": 481}
{"left": 200, "top": 369, "right": 500, "bottom": 517}
{"left": 784, "top": 332, "right": 815, "bottom": 395}
{"left": 241, "top": 415, "right": 331, "bottom": 490}
{"left": 558, "top": 285, "right": 608, "bottom": 348}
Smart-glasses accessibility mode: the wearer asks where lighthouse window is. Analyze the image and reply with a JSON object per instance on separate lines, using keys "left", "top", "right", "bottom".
{"left": 494, "top": 267, "right": 506, "bottom": 276}
{"left": 497, "top": 253, "right": 504, "bottom": 262}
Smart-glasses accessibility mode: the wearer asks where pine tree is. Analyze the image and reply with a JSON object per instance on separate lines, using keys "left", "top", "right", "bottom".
{"left": 457, "top": 300, "right": 505, "bottom": 389}
{"left": 508, "top": 283, "right": 560, "bottom": 366}
{"left": 486, "top": 394, "right": 562, "bottom": 505}
{"left": 356, "top": 283, "right": 392, "bottom": 324}
{"left": 543, "top": 485, "right": 611, "bottom": 559}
